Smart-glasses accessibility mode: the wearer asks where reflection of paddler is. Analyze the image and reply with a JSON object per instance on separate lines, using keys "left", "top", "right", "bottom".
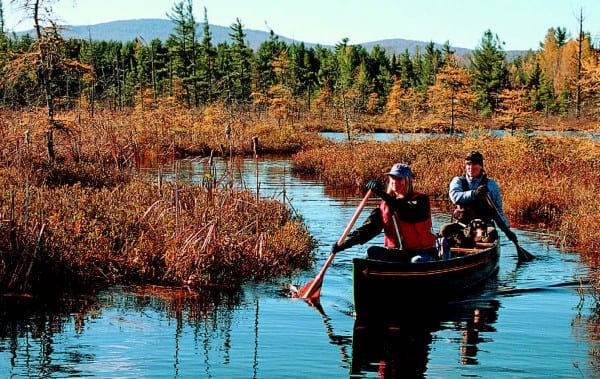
{"left": 459, "top": 307, "right": 498, "bottom": 365}
{"left": 351, "top": 300, "right": 500, "bottom": 376}
{"left": 350, "top": 322, "right": 432, "bottom": 378}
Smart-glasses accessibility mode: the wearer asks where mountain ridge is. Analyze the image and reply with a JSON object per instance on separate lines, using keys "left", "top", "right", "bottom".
{"left": 17, "top": 18, "right": 527, "bottom": 58}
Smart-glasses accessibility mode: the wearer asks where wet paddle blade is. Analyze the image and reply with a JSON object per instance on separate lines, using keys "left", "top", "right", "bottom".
{"left": 294, "top": 190, "right": 373, "bottom": 301}
{"left": 484, "top": 193, "right": 535, "bottom": 262}
{"left": 516, "top": 244, "right": 534, "bottom": 262}
{"left": 505, "top": 232, "right": 534, "bottom": 262}
{"left": 295, "top": 278, "right": 322, "bottom": 300}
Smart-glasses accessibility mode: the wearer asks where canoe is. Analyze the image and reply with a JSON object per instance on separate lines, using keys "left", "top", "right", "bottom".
{"left": 352, "top": 240, "right": 500, "bottom": 322}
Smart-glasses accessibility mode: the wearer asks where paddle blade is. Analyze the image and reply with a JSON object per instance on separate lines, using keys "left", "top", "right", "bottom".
{"left": 484, "top": 193, "right": 535, "bottom": 262}
{"left": 294, "top": 277, "right": 323, "bottom": 300}
{"left": 505, "top": 232, "right": 535, "bottom": 262}
{"left": 516, "top": 244, "right": 534, "bottom": 262}
{"left": 293, "top": 190, "right": 372, "bottom": 301}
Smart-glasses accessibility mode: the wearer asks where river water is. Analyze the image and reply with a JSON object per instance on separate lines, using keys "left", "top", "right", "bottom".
{"left": 1, "top": 155, "right": 598, "bottom": 378}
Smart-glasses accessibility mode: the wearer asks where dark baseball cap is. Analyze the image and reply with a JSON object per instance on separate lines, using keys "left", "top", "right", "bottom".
{"left": 465, "top": 151, "right": 484, "bottom": 166}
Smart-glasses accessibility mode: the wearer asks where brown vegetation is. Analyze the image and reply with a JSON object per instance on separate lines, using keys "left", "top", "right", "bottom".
{"left": 2, "top": 102, "right": 600, "bottom": 297}
{"left": 2, "top": 4, "right": 599, "bottom": 300}
{"left": 0, "top": 108, "right": 319, "bottom": 296}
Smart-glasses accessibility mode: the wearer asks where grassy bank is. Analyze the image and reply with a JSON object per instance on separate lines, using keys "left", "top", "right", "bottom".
{"left": 0, "top": 108, "right": 320, "bottom": 296}
{"left": 2, "top": 106, "right": 599, "bottom": 296}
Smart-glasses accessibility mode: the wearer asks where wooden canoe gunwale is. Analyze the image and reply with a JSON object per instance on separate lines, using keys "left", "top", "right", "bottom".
{"left": 352, "top": 240, "right": 500, "bottom": 322}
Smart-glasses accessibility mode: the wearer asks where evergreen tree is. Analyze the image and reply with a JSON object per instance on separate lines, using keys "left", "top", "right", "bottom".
{"left": 334, "top": 38, "right": 361, "bottom": 136}
{"left": 288, "top": 42, "right": 308, "bottom": 102}
{"left": 0, "top": 0, "right": 4, "bottom": 34}
{"left": 214, "top": 42, "right": 233, "bottom": 104}
{"left": 198, "top": 7, "right": 217, "bottom": 103}
{"left": 397, "top": 49, "right": 415, "bottom": 88}
{"left": 301, "top": 46, "right": 319, "bottom": 111}
{"left": 366, "top": 45, "right": 392, "bottom": 111}
{"left": 133, "top": 37, "right": 155, "bottom": 109}
{"left": 554, "top": 27, "right": 568, "bottom": 48}
{"left": 255, "top": 29, "right": 286, "bottom": 102}
{"left": 315, "top": 45, "right": 337, "bottom": 96}
{"left": 314, "top": 46, "right": 336, "bottom": 117}
{"left": 76, "top": 36, "right": 98, "bottom": 113}
{"left": 420, "top": 42, "right": 443, "bottom": 90}
{"left": 440, "top": 41, "right": 455, "bottom": 65}
{"left": 166, "top": 0, "right": 198, "bottom": 107}
{"left": 228, "top": 18, "right": 253, "bottom": 105}
{"left": 353, "top": 60, "right": 372, "bottom": 113}
{"left": 470, "top": 29, "right": 508, "bottom": 115}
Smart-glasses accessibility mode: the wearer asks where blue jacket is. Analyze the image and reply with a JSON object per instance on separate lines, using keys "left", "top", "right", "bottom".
{"left": 448, "top": 174, "right": 510, "bottom": 228}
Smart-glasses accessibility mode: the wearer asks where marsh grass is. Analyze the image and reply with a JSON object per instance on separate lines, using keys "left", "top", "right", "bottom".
{"left": 2, "top": 105, "right": 599, "bottom": 296}
{"left": 0, "top": 108, "right": 318, "bottom": 296}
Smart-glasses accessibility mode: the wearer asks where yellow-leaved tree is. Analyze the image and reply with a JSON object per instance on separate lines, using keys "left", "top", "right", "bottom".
{"left": 497, "top": 89, "right": 534, "bottom": 134}
{"left": 426, "top": 65, "right": 476, "bottom": 134}
{"left": 538, "top": 25, "right": 595, "bottom": 116}
{"left": 538, "top": 27, "right": 563, "bottom": 96}
{"left": 385, "top": 76, "right": 424, "bottom": 132}
{"left": 578, "top": 58, "right": 600, "bottom": 118}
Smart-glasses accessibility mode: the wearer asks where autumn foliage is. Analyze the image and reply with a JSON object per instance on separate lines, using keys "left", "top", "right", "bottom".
{"left": 0, "top": 108, "right": 319, "bottom": 296}
{"left": 1, "top": 4, "right": 599, "bottom": 297}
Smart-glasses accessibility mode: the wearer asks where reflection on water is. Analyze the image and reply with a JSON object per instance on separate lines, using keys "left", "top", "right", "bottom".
{"left": 0, "top": 293, "right": 99, "bottom": 377}
{"left": 303, "top": 296, "right": 501, "bottom": 378}
{"left": 1, "top": 155, "right": 599, "bottom": 378}
{"left": 0, "top": 287, "right": 246, "bottom": 378}
{"left": 346, "top": 297, "right": 500, "bottom": 377}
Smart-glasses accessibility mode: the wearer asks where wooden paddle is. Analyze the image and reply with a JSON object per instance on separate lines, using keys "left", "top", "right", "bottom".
{"left": 296, "top": 189, "right": 373, "bottom": 301}
{"left": 484, "top": 193, "right": 534, "bottom": 262}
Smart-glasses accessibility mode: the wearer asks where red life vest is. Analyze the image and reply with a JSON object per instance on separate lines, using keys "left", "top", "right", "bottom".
{"left": 379, "top": 192, "right": 436, "bottom": 250}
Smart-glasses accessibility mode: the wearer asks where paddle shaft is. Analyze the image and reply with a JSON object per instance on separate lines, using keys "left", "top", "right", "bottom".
{"left": 337, "top": 189, "right": 373, "bottom": 245}
{"left": 484, "top": 193, "right": 534, "bottom": 261}
{"left": 299, "top": 189, "right": 373, "bottom": 299}
{"left": 391, "top": 213, "right": 402, "bottom": 249}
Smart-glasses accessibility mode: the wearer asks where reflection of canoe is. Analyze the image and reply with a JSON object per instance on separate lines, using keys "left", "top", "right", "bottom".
{"left": 350, "top": 298, "right": 500, "bottom": 376}
{"left": 352, "top": 240, "right": 499, "bottom": 322}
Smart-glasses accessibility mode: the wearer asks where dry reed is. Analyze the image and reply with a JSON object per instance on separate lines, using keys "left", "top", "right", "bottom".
{"left": 0, "top": 108, "right": 318, "bottom": 296}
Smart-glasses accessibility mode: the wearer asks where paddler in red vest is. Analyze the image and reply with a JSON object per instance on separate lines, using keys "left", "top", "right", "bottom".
{"left": 331, "top": 163, "right": 437, "bottom": 262}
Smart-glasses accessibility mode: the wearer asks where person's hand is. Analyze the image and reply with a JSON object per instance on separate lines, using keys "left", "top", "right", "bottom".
{"left": 366, "top": 179, "right": 383, "bottom": 191}
{"left": 504, "top": 229, "right": 517, "bottom": 241}
{"left": 331, "top": 243, "right": 344, "bottom": 254}
{"left": 474, "top": 184, "right": 488, "bottom": 198}
{"left": 366, "top": 179, "right": 385, "bottom": 197}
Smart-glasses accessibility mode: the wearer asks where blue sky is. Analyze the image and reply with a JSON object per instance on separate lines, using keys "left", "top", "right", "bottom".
{"left": 4, "top": 0, "right": 599, "bottom": 51}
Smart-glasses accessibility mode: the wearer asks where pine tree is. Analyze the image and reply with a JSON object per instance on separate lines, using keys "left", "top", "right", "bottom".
{"left": 470, "top": 30, "right": 508, "bottom": 116}
{"left": 228, "top": 18, "right": 253, "bottom": 105}
{"left": 166, "top": 0, "right": 198, "bottom": 107}
{"left": 198, "top": 7, "right": 217, "bottom": 103}
{"left": 255, "top": 30, "right": 286, "bottom": 105}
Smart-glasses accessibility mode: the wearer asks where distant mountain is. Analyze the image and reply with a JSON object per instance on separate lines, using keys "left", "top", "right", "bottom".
{"left": 360, "top": 39, "right": 473, "bottom": 58}
{"left": 18, "top": 18, "right": 528, "bottom": 59}
{"left": 44, "top": 18, "right": 318, "bottom": 50}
